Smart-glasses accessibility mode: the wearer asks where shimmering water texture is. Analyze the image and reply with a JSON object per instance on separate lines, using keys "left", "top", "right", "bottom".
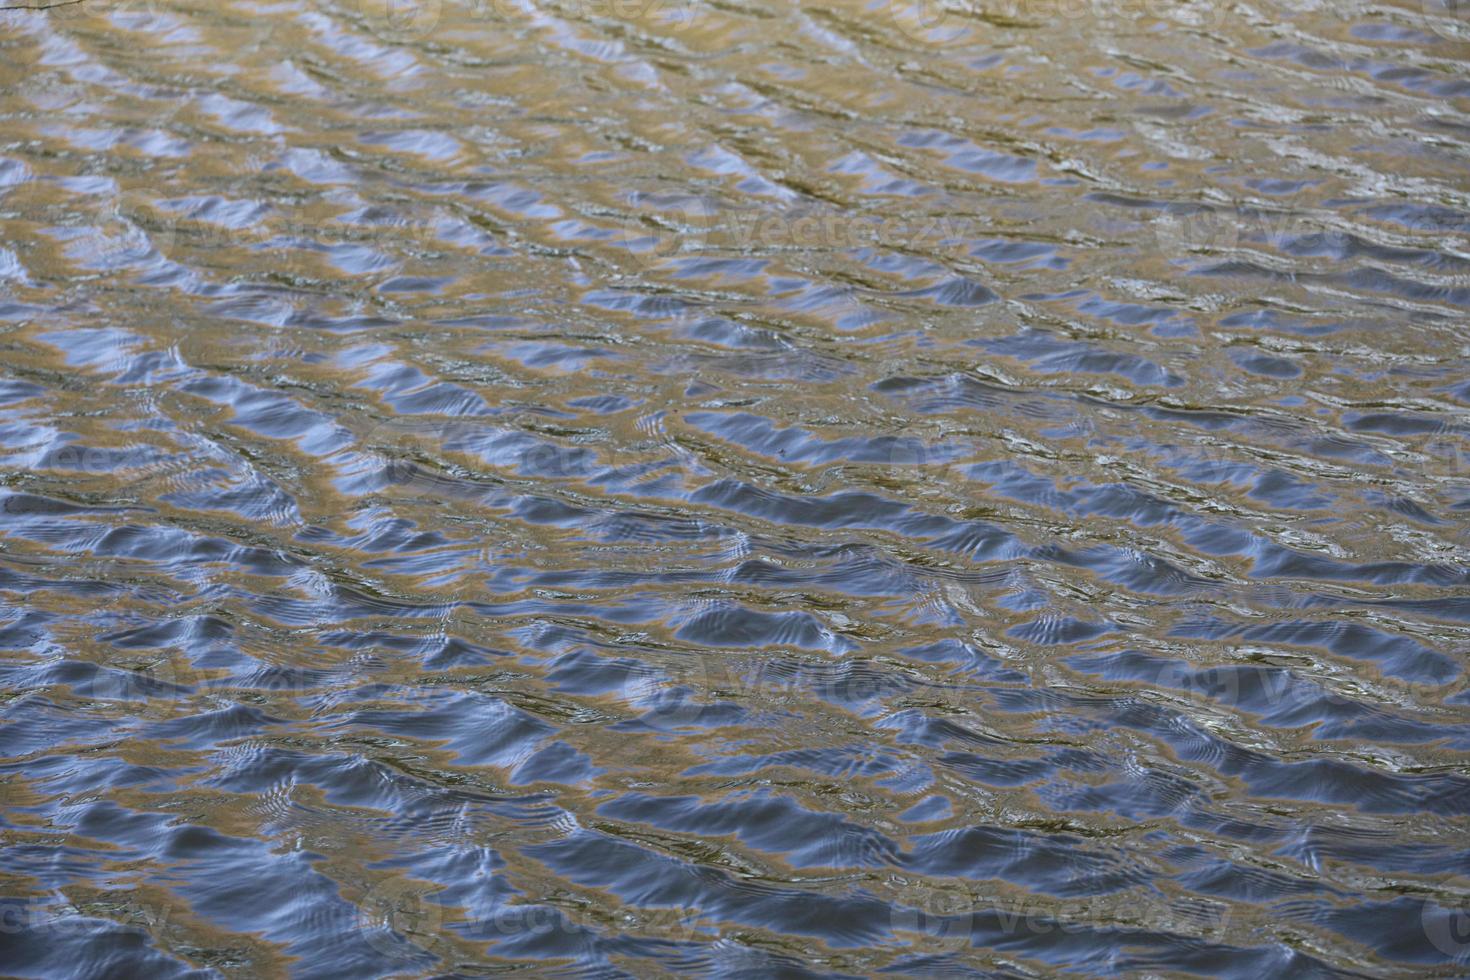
{"left": 1, "top": 0, "right": 1469, "bottom": 976}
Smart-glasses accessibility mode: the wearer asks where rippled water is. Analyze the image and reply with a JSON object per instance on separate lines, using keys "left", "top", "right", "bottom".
{"left": 1, "top": 0, "right": 1469, "bottom": 975}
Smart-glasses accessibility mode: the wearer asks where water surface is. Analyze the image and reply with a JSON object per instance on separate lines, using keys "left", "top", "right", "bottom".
{"left": 1, "top": 0, "right": 1469, "bottom": 976}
